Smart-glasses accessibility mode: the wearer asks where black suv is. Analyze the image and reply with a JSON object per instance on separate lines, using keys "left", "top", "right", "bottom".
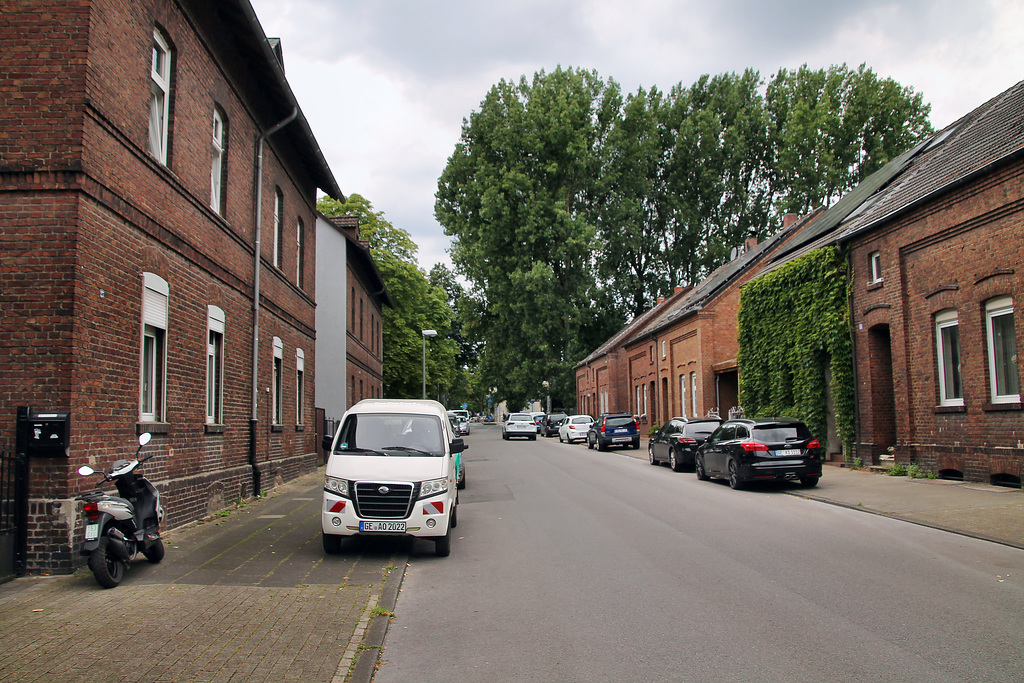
{"left": 541, "top": 413, "right": 567, "bottom": 437}
{"left": 695, "top": 417, "right": 822, "bottom": 489}
{"left": 648, "top": 417, "right": 721, "bottom": 471}
{"left": 587, "top": 413, "right": 640, "bottom": 451}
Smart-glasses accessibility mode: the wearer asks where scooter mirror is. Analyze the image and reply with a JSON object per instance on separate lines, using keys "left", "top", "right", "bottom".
{"left": 139, "top": 433, "right": 152, "bottom": 447}
{"left": 78, "top": 465, "right": 95, "bottom": 476}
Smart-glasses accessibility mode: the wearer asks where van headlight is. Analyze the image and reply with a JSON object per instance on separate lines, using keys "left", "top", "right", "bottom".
{"left": 419, "top": 478, "right": 448, "bottom": 498}
{"left": 324, "top": 476, "right": 349, "bottom": 497}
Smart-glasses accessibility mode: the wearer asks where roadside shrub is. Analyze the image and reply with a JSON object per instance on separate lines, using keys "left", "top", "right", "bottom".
{"left": 888, "top": 463, "right": 907, "bottom": 477}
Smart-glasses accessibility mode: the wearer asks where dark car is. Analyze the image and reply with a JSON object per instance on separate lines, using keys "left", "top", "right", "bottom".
{"left": 648, "top": 417, "right": 721, "bottom": 471}
{"left": 541, "top": 413, "right": 567, "bottom": 437}
{"left": 587, "top": 413, "right": 640, "bottom": 451}
{"left": 695, "top": 417, "right": 822, "bottom": 489}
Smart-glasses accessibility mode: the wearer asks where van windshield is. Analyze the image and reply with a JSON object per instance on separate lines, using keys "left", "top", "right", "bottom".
{"left": 334, "top": 413, "right": 445, "bottom": 456}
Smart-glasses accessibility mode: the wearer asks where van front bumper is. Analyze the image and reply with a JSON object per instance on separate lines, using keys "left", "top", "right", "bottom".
{"left": 321, "top": 491, "right": 452, "bottom": 538}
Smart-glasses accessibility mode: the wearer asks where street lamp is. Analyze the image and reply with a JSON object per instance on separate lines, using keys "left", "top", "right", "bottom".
{"left": 542, "top": 380, "right": 551, "bottom": 415}
{"left": 421, "top": 329, "right": 437, "bottom": 399}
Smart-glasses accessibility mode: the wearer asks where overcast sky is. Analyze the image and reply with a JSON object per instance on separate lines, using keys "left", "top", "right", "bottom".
{"left": 248, "top": 0, "right": 1024, "bottom": 272}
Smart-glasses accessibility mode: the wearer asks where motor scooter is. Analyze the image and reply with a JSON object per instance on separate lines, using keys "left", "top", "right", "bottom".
{"left": 77, "top": 433, "right": 164, "bottom": 587}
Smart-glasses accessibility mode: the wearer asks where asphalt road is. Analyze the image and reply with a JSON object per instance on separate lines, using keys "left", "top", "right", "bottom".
{"left": 374, "top": 423, "right": 1024, "bottom": 683}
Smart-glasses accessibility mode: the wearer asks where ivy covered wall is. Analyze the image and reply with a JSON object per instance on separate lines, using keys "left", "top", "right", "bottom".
{"left": 737, "top": 246, "right": 854, "bottom": 457}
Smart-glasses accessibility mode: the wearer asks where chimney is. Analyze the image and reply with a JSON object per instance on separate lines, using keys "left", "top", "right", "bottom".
{"left": 657, "top": 297, "right": 665, "bottom": 305}
{"left": 783, "top": 212, "right": 799, "bottom": 228}
{"left": 674, "top": 286, "right": 685, "bottom": 294}
{"left": 744, "top": 228, "right": 758, "bottom": 253}
{"left": 328, "top": 215, "right": 362, "bottom": 242}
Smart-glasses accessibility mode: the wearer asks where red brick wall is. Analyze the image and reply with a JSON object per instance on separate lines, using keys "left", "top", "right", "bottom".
{"left": 848, "top": 157, "right": 1024, "bottom": 481}
{"left": 1, "top": 0, "right": 323, "bottom": 572}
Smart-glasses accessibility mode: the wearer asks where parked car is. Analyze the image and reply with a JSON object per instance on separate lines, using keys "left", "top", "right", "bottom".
{"left": 529, "top": 411, "right": 546, "bottom": 433}
{"left": 558, "top": 415, "right": 593, "bottom": 443}
{"left": 321, "top": 399, "right": 466, "bottom": 557}
{"left": 649, "top": 417, "right": 722, "bottom": 471}
{"left": 587, "top": 413, "right": 640, "bottom": 451}
{"left": 503, "top": 413, "right": 537, "bottom": 440}
{"left": 695, "top": 417, "right": 822, "bottom": 489}
{"left": 447, "top": 410, "right": 470, "bottom": 437}
{"left": 541, "top": 413, "right": 567, "bottom": 437}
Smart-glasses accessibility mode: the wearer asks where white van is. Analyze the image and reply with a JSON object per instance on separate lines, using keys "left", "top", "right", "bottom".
{"left": 322, "top": 399, "right": 466, "bottom": 557}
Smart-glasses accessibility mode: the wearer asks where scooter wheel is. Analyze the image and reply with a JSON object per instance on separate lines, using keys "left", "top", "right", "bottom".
{"left": 88, "top": 537, "right": 124, "bottom": 588}
{"left": 143, "top": 537, "right": 165, "bottom": 563}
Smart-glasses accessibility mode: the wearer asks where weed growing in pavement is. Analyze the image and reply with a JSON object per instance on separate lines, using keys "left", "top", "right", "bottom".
{"left": 370, "top": 606, "right": 394, "bottom": 619}
{"left": 907, "top": 463, "right": 924, "bottom": 478}
{"left": 852, "top": 457, "right": 864, "bottom": 470}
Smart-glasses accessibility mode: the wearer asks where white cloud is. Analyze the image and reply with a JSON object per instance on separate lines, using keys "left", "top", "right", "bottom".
{"left": 250, "top": 0, "right": 1024, "bottom": 272}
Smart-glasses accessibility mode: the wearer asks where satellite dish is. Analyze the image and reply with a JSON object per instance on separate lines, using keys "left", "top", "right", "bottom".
{"left": 730, "top": 246, "right": 739, "bottom": 260}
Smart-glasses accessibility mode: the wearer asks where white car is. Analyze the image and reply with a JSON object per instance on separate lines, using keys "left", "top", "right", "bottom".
{"left": 558, "top": 415, "right": 594, "bottom": 444}
{"left": 322, "top": 399, "right": 466, "bottom": 557}
{"left": 529, "top": 411, "right": 546, "bottom": 433}
{"left": 503, "top": 413, "right": 537, "bottom": 440}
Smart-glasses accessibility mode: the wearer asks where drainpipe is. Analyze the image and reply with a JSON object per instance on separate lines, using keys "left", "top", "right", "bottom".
{"left": 250, "top": 107, "right": 298, "bottom": 497}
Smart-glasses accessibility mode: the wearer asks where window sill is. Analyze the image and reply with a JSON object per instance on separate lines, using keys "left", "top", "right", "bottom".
{"left": 295, "top": 424, "right": 306, "bottom": 432}
{"left": 983, "top": 401, "right": 1022, "bottom": 412}
{"left": 933, "top": 405, "right": 966, "bottom": 414}
{"left": 271, "top": 425, "right": 284, "bottom": 433}
{"left": 867, "top": 281, "right": 884, "bottom": 291}
{"left": 137, "top": 422, "right": 170, "bottom": 435}
{"left": 205, "top": 423, "right": 226, "bottom": 434}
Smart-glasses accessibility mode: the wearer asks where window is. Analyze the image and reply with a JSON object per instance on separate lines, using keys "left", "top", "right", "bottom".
{"left": 690, "top": 372, "right": 697, "bottom": 417}
{"left": 869, "top": 251, "right": 882, "bottom": 284}
{"left": 296, "top": 217, "right": 305, "bottom": 286}
{"left": 661, "top": 340, "right": 666, "bottom": 359}
{"left": 272, "top": 337, "right": 283, "bottom": 424}
{"left": 986, "top": 297, "right": 1020, "bottom": 403}
{"left": 273, "top": 188, "right": 284, "bottom": 269}
{"left": 295, "top": 348, "right": 305, "bottom": 424}
{"left": 679, "top": 374, "right": 687, "bottom": 419}
{"left": 207, "top": 306, "right": 225, "bottom": 424}
{"left": 149, "top": 30, "right": 172, "bottom": 164}
{"left": 210, "top": 108, "right": 226, "bottom": 213}
{"left": 642, "top": 384, "right": 648, "bottom": 417}
{"left": 141, "top": 273, "right": 168, "bottom": 422}
{"left": 935, "top": 310, "right": 963, "bottom": 406}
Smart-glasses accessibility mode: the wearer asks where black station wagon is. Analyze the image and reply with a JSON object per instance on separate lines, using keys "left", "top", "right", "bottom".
{"left": 695, "top": 417, "right": 822, "bottom": 489}
{"left": 648, "top": 417, "right": 721, "bottom": 471}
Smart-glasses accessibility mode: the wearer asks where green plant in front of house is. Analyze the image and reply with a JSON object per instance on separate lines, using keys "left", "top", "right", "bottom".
{"left": 889, "top": 463, "right": 907, "bottom": 476}
{"left": 648, "top": 422, "right": 660, "bottom": 437}
{"left": 737, "top": 246, "right": 855, "bottom": 456}
{"left": 907, "top": 463, "right": 923, "bottom": 478}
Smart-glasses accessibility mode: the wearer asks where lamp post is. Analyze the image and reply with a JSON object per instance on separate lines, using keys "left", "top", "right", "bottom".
{"left": 421, "top": 329, "right": 437, "bottom": 399}
{"left": 542, "top": 380, "right": 551, "bottom": 415}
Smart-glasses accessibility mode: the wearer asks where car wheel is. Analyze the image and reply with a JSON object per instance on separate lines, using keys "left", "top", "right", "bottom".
{"left": 728, "top": 460, "right": 744, "bottom": 490}
{"left": 800, "top": 475, "right": 820, "bottom": 488}
{"left": 558, "top": 433, "right": 564, "bottom": 443}
{"left": 530, "top": 435, "right": 536, "bottom": 441}
{"left": 695, "top": 454, "right": 709, "bottom": 481}
{"left": 632, "top": 437, "right": 641, "bottom": 449}
{"left": 597, "top": 438, "right": 608, "bottom": 452}
{"left": 669, "top": 448, "right": 683, "bottom": 472}
{"left": 502, "top": 433, "right": 509, "bottom": 440}
{"left": 587, "top": 436, "right": 594, "bottom": 450}
{"left": 648, "top": 445, "right": 657, "bottom": 465}
{"left": 322, "top": 532, "right": 342, "bottom": 554}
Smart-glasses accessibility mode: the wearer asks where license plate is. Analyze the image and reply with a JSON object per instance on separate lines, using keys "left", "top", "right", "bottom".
{"left": 359, "top": 521, "right": 406, "bottom": 533}
{"left": 775, "top": 449, "right": 801, "bottom": 456}
{"left": 85, "top": 523, "right": 99, "bottom": 541}
{"left": 613, "top": 436, "right": 631, "bottom": 442}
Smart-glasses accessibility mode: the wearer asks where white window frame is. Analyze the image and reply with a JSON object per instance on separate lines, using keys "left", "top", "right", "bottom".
{"left": 141, "top": 273, "right": 169, "bottom": 422}
{"left": 661, "top": 340, "right": 666, "bottom": 359}
{"left": 210, "top": 108, "right": 225, "bottom": 213}
{"left": 296, "top": 216, "right": 304, "bottom": 286}
{"left": 869, "top": 251, "right": 882, "bottom": 284}
{"left": 272, "top": 337, "right": 284, "bottom": 424}
{"left": 986, "top": 297, "right": 1020, "bottom": 404}
{"left": 207, "top": 306, "right": 225, "bottom": 424}
{"left": 935, "top": 310, "right": 964, "bottom": 407}
{"left": 680, "top": 374, "right": 687, "bottom": 419}
{"left": 273, "top": 188, "right": 284, "bottom": 269}
{"left": 690, "top": 372, "right": 697, "bottom": 417}
{"left": 295, "top": 348, "right": 305, "bottom": 424}
{"left": 149, "top": 30, "right": 171, "bottom": 164}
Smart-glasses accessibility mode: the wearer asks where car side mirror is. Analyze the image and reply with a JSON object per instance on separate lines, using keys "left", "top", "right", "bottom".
{"left": 322, "top": 435, "right": 334, "bottom": 451}
{"left": 450, "top": 438, "right": 468, "bottom": 453}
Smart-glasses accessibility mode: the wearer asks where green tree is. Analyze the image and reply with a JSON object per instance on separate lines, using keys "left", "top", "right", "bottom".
{"left": 318, "top": 194, "right": 457, "bottom": 399}
{"left": 436, "top": 66, "right": 624, "bottom": 409}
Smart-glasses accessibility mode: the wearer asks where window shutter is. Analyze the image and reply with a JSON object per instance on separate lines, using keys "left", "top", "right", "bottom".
{"left": 142, "top": 273, "right": 168, "bottom": 329}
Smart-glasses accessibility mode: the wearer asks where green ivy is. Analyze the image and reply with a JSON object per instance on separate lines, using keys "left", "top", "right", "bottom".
{"left": 737, "top": 246, "right": 855, "bottom": 459}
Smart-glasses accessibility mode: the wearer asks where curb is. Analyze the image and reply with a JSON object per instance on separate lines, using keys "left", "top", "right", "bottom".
{"left": 349, "top": 553, "right": 409, "bottom": 683}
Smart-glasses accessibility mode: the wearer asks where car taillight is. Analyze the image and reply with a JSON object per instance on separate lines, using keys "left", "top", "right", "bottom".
{"left": 741, "top": 441, "right": 769, "bottom": 452}
{"left": 83, "top": 501, "right": 99, "bottom": 520}
{"left": 807, "top": 439, "right": 821, "bottom": 449}
{"left": 675, "top": 436, "right": 697, "bottom": 444}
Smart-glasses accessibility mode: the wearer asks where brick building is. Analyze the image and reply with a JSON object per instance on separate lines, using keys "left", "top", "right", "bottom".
{"left": 0, "top": 0, "right": 344, "bottom": 573}
{"left": 839, "top": 81, "right": 1024, "bottom": 483}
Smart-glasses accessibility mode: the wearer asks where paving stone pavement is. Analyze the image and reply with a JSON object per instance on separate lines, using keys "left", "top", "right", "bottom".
{"left": 0, "top": 467, "right": 404, "bottom": 683}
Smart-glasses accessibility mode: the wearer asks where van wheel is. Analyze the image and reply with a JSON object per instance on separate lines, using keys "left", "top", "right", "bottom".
{"left": 434, "top": 526, "right": 452, "bottom": 557}
{"left": 322, "top": 532, "right": 342, "bottom": 554}
{"left": 450, "top": 504, "right": 458, "bottom": 529}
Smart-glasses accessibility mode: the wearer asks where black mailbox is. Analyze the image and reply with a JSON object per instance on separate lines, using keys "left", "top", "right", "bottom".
{"left": 26, "top": 411, "right": 71, "bottom": 457}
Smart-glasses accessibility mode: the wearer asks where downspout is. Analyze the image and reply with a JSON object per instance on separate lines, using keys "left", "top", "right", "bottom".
{"left": 250, "top": 107, "right": 298, "bottom": 497}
